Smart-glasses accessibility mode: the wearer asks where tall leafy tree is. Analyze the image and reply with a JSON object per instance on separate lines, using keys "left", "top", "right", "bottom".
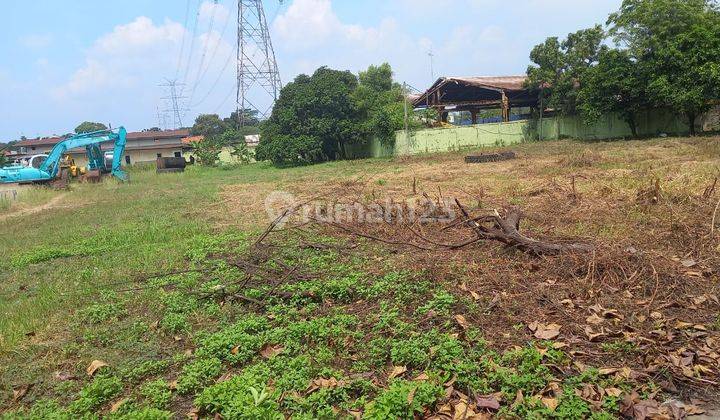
{"left": 526, "top": 26, "right": 605, "bottom": 114}
{"left": 354, "top": 63, "right": 407, "bottom": 145}
{"left": 608, "top": 0, "right": 720, "bottom": 134}
{"left": 257, "top": 67, "right": 361, "bottom": 166}
{"left": 578, "top": 49, "right": 650, "bottom": 137}
{"left": 74, "top": 122, "right": 108, "bottom": 134}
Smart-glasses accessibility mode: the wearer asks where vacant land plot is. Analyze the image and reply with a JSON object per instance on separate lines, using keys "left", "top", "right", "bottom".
{"left": 1, "top": 137, "right": 719, "bottom": 419}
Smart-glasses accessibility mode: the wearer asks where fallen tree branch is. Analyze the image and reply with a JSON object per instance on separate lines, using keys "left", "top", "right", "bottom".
{"left": 456, "top": 201, "right": 594, "bottom": 256}
{"left": 712, "top": 196, "right": 720, "bottom": 235}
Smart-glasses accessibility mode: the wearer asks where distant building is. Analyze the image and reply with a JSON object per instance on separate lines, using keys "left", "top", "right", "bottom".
{"left": 12, "top": 129, "right": 192, "bottom": 167}
{"left": 182, "top": 134, "right": 260, "bottom": 164}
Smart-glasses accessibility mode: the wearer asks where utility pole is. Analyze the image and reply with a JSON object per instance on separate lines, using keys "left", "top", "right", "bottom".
{"left": 428, "top": 49, "right": 435, "bottom": 82}
{"left": 160, "top": 79, "right": 188, "bottom": 129}
{"left": 403, "top": 82, "right": 409, "bottom": 136}
{"left": 237, "top": 0, "right": 282, "bottom": 128}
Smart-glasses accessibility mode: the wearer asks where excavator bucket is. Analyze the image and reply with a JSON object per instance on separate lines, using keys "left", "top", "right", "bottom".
{"left": 85, "top": 169, "right": 102, "bottom": 183}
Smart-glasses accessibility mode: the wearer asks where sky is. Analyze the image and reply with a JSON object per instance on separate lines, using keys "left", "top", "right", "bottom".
{"left": 0, "top": 0, "right": 623, "bottom": 141}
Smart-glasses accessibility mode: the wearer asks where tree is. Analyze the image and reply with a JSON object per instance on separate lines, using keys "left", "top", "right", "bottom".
{"left": 354, "top": 63, "right": 407, "bottom": 145}
{"left": 75, "top": 122, "right": 108, "bottom": 134}
{"left": 256, "top": 67, "right": 362, "bottom": 166}
{"left": 191, "top": 114, "right": 227, "bottom": 139}
{"left": 608, "top": 0, "right": 720, "bottom": 134}
{"left": 225, "top": 109, "right": 261, "bottom": 131}
{"left": 578, "top": 49, "right": 650, "bottom": 137}
{"left": 526, "top": 26, "right": 606, "bottom": 114}
{"left": 190, "top": 114, "right": 229, "bottom": 166}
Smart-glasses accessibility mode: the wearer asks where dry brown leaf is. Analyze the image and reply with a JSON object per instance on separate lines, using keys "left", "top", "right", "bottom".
{"left": 535, "top": 324, "right": 562, "bottom": 340}
{"left": 584, "top": 326, "right": 607, "bottom": 342}
{"left": 514, "top": 389, "right": 525, "bottom": 406}
{"left": 407, "top": 386, "right": 417, "bottom": 405}
{"left": 307, "top": 377, "right": 346, "bottom": 394}
{"left": 260, "top": 344, "right": 285, "bottom": 359}
{"left": 453, "top": 401, "right": 473, "bottom": 420}
{"left": 110, "top": 398, "right": 129, "bottom": 413}
{"left": 681, "top": 259, "right": 697, "bottom": 268}
{"left": 187, "top": 407, "right": 200, "bottom": 420}
{"left": 674, "top": 321, "right": 693, "bottom": 330}
{"left": 605, "top": 387, "right": 623, "bottom": 398}
{"left": 86, "top": 360, "right": 109, "bottom": 377}
{"left": 542, "top": 397, "right": 558, "bottom": 411}
{"left": 414, "top": 373, "right": 430, "bottom": 381}
{"left": 476, "top": 394, "right": 501, "bottom": 410}
{"left": 598, "top": 368, "right": 620, "bottom": 376}
{"left": 12, "top": 384, "right": 32, "bottom": 403}
{"left": 388, "top": 365, "right": 407, "bottom": 379}
{"left": 586, "top": 313, "right": 605, "bottom": 325}
{"left": 455, "top": 315, "right": 470, "bottom": 330}
{"left": 54, "top": 371, "right": 76, "bottom": 381}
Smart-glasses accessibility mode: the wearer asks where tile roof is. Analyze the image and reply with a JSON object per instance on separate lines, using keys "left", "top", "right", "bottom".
{"left": 15, "top": 136, "right": 67, "bottom": 147}
{"left": 13, "top": 129, "right": 192, "bottom": 148}
{"left": 127, "top": 129, "right": 191, "bottom": 140}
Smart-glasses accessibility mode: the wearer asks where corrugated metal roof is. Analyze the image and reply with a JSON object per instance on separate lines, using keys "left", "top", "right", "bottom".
{"left": 442, "top": 76, "right": 529, "bottom": 91}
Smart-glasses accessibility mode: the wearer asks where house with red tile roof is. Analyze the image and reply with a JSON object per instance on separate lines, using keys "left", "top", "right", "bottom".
{"left": 13, "top": 129, "right": 193, "bottom": 167}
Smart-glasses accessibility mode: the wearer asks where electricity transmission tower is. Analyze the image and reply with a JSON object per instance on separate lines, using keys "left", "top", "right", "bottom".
{"left": 160, "top": 79, "right": 188, "bottom": 129}
{"left": 236, "top": 0, "right": 282, "bottom": 128}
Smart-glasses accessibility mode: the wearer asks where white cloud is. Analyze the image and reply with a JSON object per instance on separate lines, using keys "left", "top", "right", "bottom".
{"left": 53, "top": 17, "right": 184, "bottom": 99}
{"left": 199, "top": 0, "right": 231, "bottom": 24}
{"left": 274, "top": 0, "right": 392, "bottom": 50}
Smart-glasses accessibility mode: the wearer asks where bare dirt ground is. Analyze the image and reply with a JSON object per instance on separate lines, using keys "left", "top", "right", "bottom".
{"left": 0, "top": 193, "right": 67, "bottom": 222}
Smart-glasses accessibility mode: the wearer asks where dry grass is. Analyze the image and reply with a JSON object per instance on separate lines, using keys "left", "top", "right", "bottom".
{"left": 246, "top": 136, "right": 720, "bottom": 400}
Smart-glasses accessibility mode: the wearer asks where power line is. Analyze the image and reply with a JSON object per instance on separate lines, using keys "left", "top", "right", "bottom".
{"left": 179, "top": 0, "right": 204, "bottom": 94}
{"left": 174, "top": 0, "right": 193, "bottom": 81}
{"left": 192, "top": 45, "right": 235, "bottom": 108}
{"left": 191, "top": 0, "right": 236, "bottom": 103}
{"left": 236, "top": 0, "right": 283, "bottom": 127}
{"left": 185, "top": 0, "right": 221, "bottom": 112}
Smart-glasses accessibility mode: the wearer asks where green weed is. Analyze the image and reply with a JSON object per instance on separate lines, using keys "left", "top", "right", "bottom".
{"left": 140, "top": 379, "right": 173, "bottom": 409}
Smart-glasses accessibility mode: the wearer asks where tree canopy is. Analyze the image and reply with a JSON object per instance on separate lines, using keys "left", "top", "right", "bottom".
{"left": 74, "top": 122, "right": 108, "bottom": 134}
{"left": 189, "top": 112, "right": 258, "bottom": 166}
{"left": 526, "top": 26, "right": 605, "bottom": 115}
{"left": 528, "top": 0, "right": 720, "bottom": 136}
{"left": 256, "top": 63, "right": 408, "bottom": 167}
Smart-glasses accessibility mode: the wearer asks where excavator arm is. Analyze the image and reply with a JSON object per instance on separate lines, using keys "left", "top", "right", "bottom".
{"left": 0, "top": 127, "right": 128, "bottom": 184}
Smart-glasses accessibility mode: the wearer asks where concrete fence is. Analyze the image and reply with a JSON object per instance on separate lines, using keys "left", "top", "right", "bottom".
{"left": 345, "top": 107, "right": 719, "bottom": 159}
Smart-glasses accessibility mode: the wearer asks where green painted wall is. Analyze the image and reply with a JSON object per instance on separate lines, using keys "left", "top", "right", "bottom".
{"left": 538, "top": 109, "right": 689, "bottom": 140}
{"left": 346, "top": 108, "right": 696, "bottom": 159}
{"left": 347, "top": 120, "right": 533, "bottom": 159}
